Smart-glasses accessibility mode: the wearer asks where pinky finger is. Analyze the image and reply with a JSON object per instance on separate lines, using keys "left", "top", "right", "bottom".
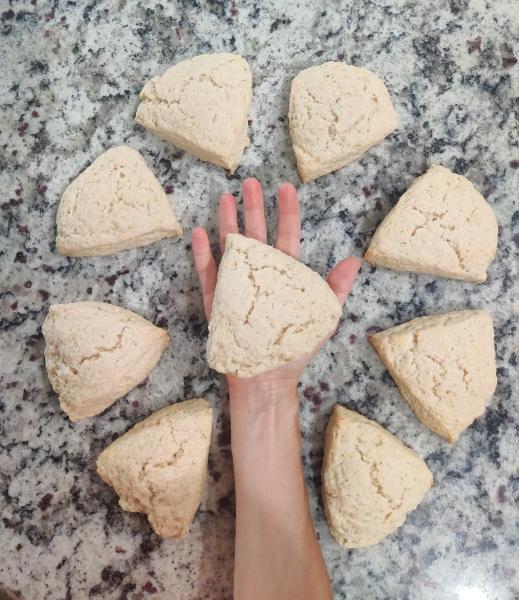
{"left": 327, "top": 257, "right": 362, "bottom": 306}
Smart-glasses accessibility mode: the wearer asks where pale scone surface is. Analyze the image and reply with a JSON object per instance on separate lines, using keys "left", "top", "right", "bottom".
{"left": 136, "top": 53, "right": 252, "bottom": 172}
{"left": 97, "top": 398, "right": 212, "bottom": 538}
{"left": 369, "top": 310, "right": 496, "bottom": 442}
{"left": 365, "top": 164, "right": 498, "bottom": 282}
{"left": 289, "top": 62, "right": 397, "bottom": 182}
{"left": 42, "top": 302, "right": 169, "bottom": 421}
{"left": 322, "top": 405, "right": 433, "bottom": 548}
{"left": 56, "top": 146, "right": 182, "bottom": 257}
{"left": 206, "top": 234, "right": 342, "bottom": 377}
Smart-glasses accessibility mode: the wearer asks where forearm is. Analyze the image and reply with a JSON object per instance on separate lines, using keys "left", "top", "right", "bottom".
{"left": 230, "top": 382, "right": 332, "bottom": 600}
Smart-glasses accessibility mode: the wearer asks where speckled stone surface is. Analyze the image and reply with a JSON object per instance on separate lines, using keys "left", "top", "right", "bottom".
{"left": 1, "top": 1, "right": 518, "bottom": 599}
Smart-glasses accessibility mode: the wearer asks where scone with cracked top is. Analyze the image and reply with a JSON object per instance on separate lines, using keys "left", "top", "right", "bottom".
{"left": 365, "top": 164, "right": 498, "bottom": 282}
{"left": 136, "top": 53, "right": 252, "bottom": 173}
{"left": 56, "top": 146, "right": 182, "bottom": 257}
{"left": 207, "top": 233, "right": 342, "bottom": 378}
{"left": 43, "top": 302, "right": 169, "bottom": 421}
{"left": 97, "top": 398, "right": 212, "bottom": 538}
{"left": 369, "top": 310, "right": 496, "bottom": 442}
{"left": 322, "top": 405, "right": 433, "bottom": 548}
{"left": 289, "top": 62, "right": 397, "bottom": 182}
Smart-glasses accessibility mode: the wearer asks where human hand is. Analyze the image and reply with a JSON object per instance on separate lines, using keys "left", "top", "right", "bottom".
{"left": 192, "top": 177, "right": 361, "bottom": 404}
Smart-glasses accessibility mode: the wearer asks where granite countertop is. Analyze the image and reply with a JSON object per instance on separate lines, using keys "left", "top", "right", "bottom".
{"left": 1, "top": 1, "right": 518, "bottom": 599}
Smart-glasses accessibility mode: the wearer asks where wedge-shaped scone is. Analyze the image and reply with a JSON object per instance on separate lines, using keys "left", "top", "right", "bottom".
{"left": 56, "top": 146, "right": 182, "bottom": 257}
{"left": 97, "top": 398, "right": 212, "bottom": 538}
{"left": 322, "top": 405, "right": 433, "bottom": 548}
{"left": 289, "top": 62, "right": 397, "bottom": 182}
{"left": 369, "top": 310, "right": 496, "bottom": 442}
{"left": 365, "top": 165, "right": 498, "bottom": 282}
{"left": 43, "top": 302, "right": 169, "bottom": 421}
{"left": 207, "top": 234, "right": 341, "bottom": 377}
{"left": 136, "top": 53, "right": 252, "bottom": 173}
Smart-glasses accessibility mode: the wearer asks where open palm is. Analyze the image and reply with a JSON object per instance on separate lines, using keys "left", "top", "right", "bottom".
{"left": 192, "top": 177, "right": 361, "bottom": 397}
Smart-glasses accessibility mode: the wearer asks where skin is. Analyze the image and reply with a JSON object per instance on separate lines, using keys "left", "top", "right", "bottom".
{"left": 192, "top": 177, "right": 361, "bottom": 600}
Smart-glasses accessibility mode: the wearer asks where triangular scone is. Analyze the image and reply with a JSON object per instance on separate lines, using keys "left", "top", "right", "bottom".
{"left": 289, "top": 62, "right": 397, "bottom": 182}
{"left": 365, "top": 165, "right": 498, "bottom": 282}
{"left": 369, "top": 310, "right": 496, "bottom": 442}
{"left": 135, "top": 53, "right": 252, "bottom": 173}
{"left": 207, "top": 234, "right": 342, "bottom": 377}
{"left": 56, "top": 146, "right": 182, "bottom": 256}
{"left": 97, "top": 398, "right": 212, "bottom": 538}
{"left": 43, "top": 302, "right": 169, "bottom": 421}
{"left": 322, "top": 405, "right": 432, "bottom": 548}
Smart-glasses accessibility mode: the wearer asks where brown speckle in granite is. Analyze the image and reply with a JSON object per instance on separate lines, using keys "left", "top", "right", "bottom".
{"left": 156, "top": 316, "right": 168, "bottom": 328}
{"left": 510, "top": 160, "right": 519, "bottom": 169}
{"left": 38, "top": 290, "right": 49, "bottom": 301}
{"left": 18, "top": 122, "right": 28, "bottom": 136}
{"left": 17, "top": 224, "right": 29, "bottom": 234}
{"left": 136, "top": 378, "right": 148, "bottom": 389}
{"left": 366, "top": 325, "right": 383, "bottom": 335}
{"left": 1, "top": 9, "right": 15, "bottom": 19}
{"left": 502, "top": 55, "right": 517, "bottom": 68}
{"left": 115, "top": 546, "right": 126, "bottom": 554}
{"left": 104, "top": 274, "right": 117, "bottom": 286}
{"left": 10, "top": 301, "right": 18, "bottom": 310}
{"left": 164, "top": 185, "right": 174, "bottom": 194}
{"left": 349, "top": 333, "right": 357, "bottom": 345}
{"left": 497, "top": 485, "right": 507, "bottom": 503}
{"left": 467, "top": 36, "right": 482, "bottom": 53}
{"left": 217, "top": 423, "right": 231, "bottom": 447}
{"left": 38, "top": 493, "right": 53, "bottom": 511}
{"left": 31, "top": 110, "right": 39, "bottom": 117}
{"left": 319, "top": 381, "right": 330, "bottom": 392}
{"left": 24, "top": 281, "right": 32, "bottom": 288}
{"left": 142, "top": 581, "right": 158, "bottom": 594}
{"left": 14, "top": 252, "right": 26, "bottom": 263}
{"left": 37, "top": 183, "right": 47, "bottom": 195}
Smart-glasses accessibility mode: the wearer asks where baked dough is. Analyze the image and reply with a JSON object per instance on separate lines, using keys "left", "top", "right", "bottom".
{"left": 369, "top": 310, "right": 496, "bottom": 442}
{"left": 365, "top": 165, "right": 498, "bottom": 282}
{"left": 322, "top": 405, "right": 432, "bottom": 548}
{"left": 56, "top": 146, "right": 182, "bottom": 257}
{"left": 289, "top": 62, "right": 397, "bottom": 182}
{"left": 207, "top": 234, "right": 341, "bottom": 377}
{"left": 97, "top": 398, "right": 212, "bottom": 538}
{"left": 136, "top": 53, "right": 252, "bottom": 173}
{"left": 43, "top": 302, "right": 169, "bottom": 421}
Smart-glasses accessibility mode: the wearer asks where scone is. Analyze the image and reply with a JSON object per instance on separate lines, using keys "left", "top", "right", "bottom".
{"left": 369, "top": 310, "right": 496, "bottom": 442}
{"left": 97, "top": 398, "right": 212, "bottom": 538}
{"left": 289, "top": 62, "right": 397, "bottom": 182}
{"left": 43, "top": 302, "right": 169, "bottom": 421}
{"left": 322, "top": 405, "right": 432, "bottom": 548}
{"left": 365, "top": 165, "right": 498, "bottom": 282}
{"left": 56, "top": 146, "right": 182, "bottom": 257}
{"left": 136, "top": 53, "right": 252, "bottom": 173}
{"left": 207, "top": 234, "right": 342, "bottom": 377}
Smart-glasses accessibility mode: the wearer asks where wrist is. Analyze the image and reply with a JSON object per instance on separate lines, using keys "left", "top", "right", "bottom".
{"left": 228, "top": 376, "right": 298, "bottom": 413}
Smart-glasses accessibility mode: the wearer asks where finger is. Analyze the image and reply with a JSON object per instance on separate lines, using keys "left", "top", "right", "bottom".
{"left": 218, "top": 193, "right": 239, "bottom": 253}
{"left": 275, "top": 183, "right": 300, "bottom": 258}
{"left": 192, "top": 227, "right": 218, "bottom": 320}
{"left": 242, "top": 177, "right": 267, "bottom": 243}
{"left": 327, "top": 256, "right": 362, "bottom": 306}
